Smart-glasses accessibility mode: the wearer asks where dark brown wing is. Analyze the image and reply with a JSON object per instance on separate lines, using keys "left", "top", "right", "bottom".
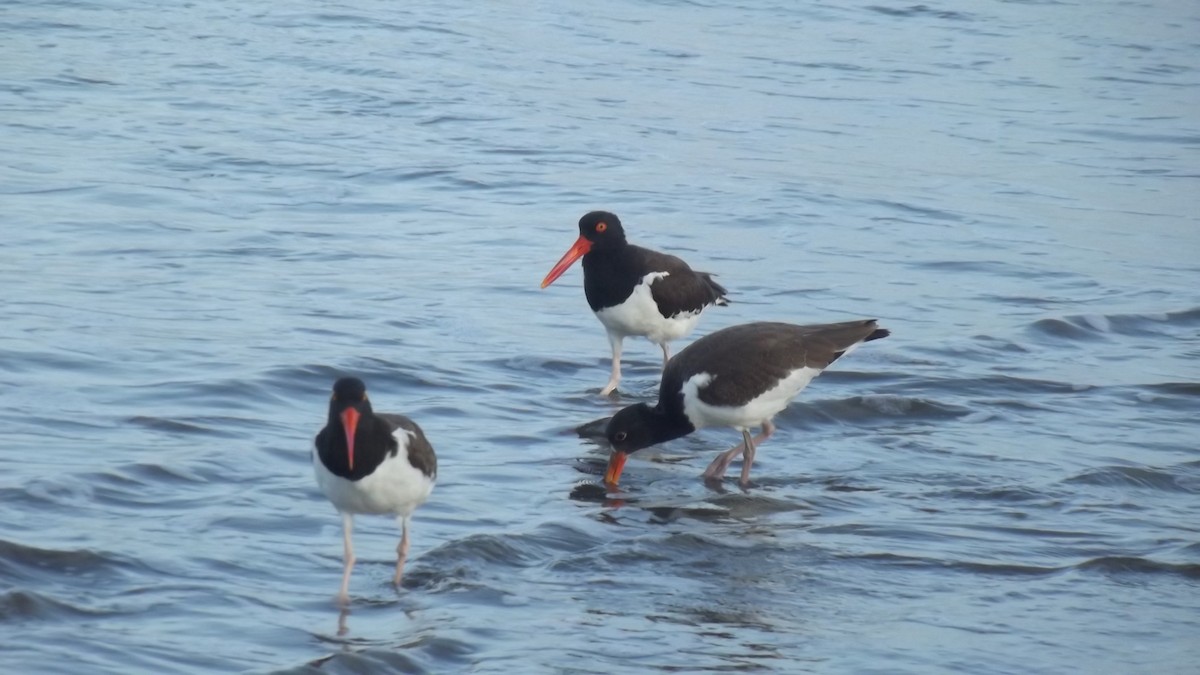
{"left": 378, "top": 413, "right": 438, "bottom": 479}
{"left": 632, "top": 245, "right": 728, "bottom": 318}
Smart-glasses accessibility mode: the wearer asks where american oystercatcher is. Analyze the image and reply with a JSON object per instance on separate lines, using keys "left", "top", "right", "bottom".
{"left": 603, "top": 320, "right": 889, "bottom": 487}
{"left": 313, "top": 377, "right": 437, "bottom": 602}
{"left": 540, "top": 211, "right": 729, "bottom": 396}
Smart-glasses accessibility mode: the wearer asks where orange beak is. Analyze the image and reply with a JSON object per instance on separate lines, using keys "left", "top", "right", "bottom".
{"left": 540, "top": 235, "right": 592, "bottom": 288}
{"left": 340, "top": 407, "right": 360, "bottom": 471}
{"left": 603, "top": 451, "right": 628, "bottom": 486}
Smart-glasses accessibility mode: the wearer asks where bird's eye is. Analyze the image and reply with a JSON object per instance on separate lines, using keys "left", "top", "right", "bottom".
{"left": 596, "top": 222, "right": 608, "bottom": 233}
{"left": 615, "top": 431, "right": 627, "bottom": 442}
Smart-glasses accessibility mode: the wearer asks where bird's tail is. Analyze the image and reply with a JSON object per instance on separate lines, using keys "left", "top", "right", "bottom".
{"left": 702, "top": 273, "right": 730, "bottom": 305}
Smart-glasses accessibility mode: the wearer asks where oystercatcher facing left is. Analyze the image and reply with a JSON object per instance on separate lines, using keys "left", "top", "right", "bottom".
{"left": 603, "top": 320, "right": 889, "bottom": 488}
{"left": 540, "top": 211, "right": 729, "bottom": 396}
{"left": 313, "top": 377, "right": 437, "bottom": 603}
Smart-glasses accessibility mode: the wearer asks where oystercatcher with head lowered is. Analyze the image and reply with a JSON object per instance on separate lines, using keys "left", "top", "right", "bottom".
{"left": 540, "top": 211, "right": 729, "bottom": 396}
{"left": 603, "top": 320, "right": 889, "bottom": 488}
{"left": 313, "top": 377, "right": 437, "bottom": 603}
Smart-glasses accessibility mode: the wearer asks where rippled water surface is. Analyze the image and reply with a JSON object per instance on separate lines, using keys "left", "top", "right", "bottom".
{"left": 3, "top": 0, "right": 1199, "bottom": 673}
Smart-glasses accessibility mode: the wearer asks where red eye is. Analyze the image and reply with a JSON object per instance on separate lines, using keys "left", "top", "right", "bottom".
{"left": 596, "top": 222, "right": 608, "bottom": 233}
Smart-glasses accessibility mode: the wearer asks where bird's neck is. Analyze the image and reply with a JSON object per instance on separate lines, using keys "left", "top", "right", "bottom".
{"left": 648, "top": 403, "right": 695, "bottom": 445}
{"left": 320, "top": 413, "right": 397, "bottom": 479}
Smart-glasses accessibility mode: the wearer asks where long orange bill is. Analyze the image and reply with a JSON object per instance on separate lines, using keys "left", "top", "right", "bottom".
{"left": 340, "top": 407, "right": 361, "bottom": 471}
{"left": 603, "top": 451, "right": 628, "bottom": 486}
{"left": 540, "top": 235, "right": 592, "bottom": 288}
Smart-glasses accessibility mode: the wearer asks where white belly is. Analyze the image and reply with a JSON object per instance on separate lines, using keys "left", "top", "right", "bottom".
{"left": 594, "top": 272, "right": 704, "bottom": 345}
{"left": 681, "top": 366, "right": 824, "bottom": 430}
{"left": 313, "top": 431, "right": 434, "bottom": 517}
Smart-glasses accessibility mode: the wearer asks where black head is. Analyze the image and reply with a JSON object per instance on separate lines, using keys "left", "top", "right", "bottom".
{"left": 541, "top": 211, "right": 630, "bottom": 289}
{"left": 577, "top": 211, "right": 627, "bottom": 250}
{"left": 605, "top": 402, "right": 662, "bottom": 454}
{"left": 603, "top": 402, "right": 692, "bottom": 485}
{"left": 330, "top": 377, "right": 370, "bottom": 414}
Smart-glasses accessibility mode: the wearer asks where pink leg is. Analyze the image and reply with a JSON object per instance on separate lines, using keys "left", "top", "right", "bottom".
{"left": 600, "top": 333, "right": 623, "bottom": 396}
{"left": 702, "top": 420, "right": 775, "bottom": 483}
{"left": 702, "top": 443, "right": 746, "bottom": 480}
{"left": 742, "top": 420, "right": 776, "bottom": 485}
{"left": 739, "top": 420, "right": 775, "bottom": 486}
{"left": 337, "top": 513, "right": 355, "bottom": 605}
{"left": 393, "top": 516, "right": 411, "bottom": 587}
{"left": 659, "top": 343, "right": 671, "bottom": 372}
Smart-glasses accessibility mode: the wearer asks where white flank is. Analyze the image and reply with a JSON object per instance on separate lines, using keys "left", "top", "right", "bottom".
{"left": 681, "top": 366, "right": 825, "bottom": 430}
{"left": 313, "top": 428, "right": 434, "bottom": 518}
{"left": 594, "top": 271, "right": 705, "bottom": 345}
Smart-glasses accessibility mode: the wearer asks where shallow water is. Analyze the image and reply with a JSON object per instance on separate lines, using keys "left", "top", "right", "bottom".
{"left": 2, "top": 0, "right": 1198, "bottom": 673}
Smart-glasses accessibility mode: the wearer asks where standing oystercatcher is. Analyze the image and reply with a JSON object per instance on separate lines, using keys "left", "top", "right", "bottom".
{"left": 540, "top": 211, "right": 729, "bottom": 396}
{"left": 313, "top": 377, "right": 437, "bottom": 603}
{"left": 602, "top": 320, "right": 889, "bottom": 487}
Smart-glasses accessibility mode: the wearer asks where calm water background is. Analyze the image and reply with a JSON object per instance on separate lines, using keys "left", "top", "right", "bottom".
{"left": 3, "top": 0, "right": 1199, "bottom": 673}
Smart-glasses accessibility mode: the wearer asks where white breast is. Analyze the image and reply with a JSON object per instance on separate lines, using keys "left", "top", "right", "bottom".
{"left": 313, "top": 428, "right": 435, "bottom": 517}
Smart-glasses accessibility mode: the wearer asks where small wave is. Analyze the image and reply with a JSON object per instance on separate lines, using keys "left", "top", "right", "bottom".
{"left": 294, "top": 634, "right": 475, "bottom": 675}
{"left": 865, "top": 5, "right": 975, "bottom": 21}
{"left": 842, "top": 552, "right": 1061, "bottom": 576}
{"left": 643, "top": 504, "right": 732, "bottom": 523}
{"left": 844, "top": 551, "right": 1200, "bottom": 580}
{"left": 932, "top": 485, "right": 1061, "bottom": 503}
{"left": 1028, "top": 308, "right": 1200, "bottom": 341}
{"left": 870, "top": 200, "right": 965, "bottom": 222}
{"left": 0, "top": 540, "right": 134, "bottom": 583}
{"left": 420, "top": 522, "right": 599, "bottom": 574}
{"left": 127, "top": 415, "right": 244, "bottom": 438}
{"left": 0, "top": 589, "right": 119, "bottom": 621}
{"left": 1063, "top": 465, "right": 1198, "bottom": 493}
{"left": 706, "top": 493, "right": 808, "bottom": 518}
{"left": 794, "top": 395, "right": 972, "bottom": 426}
{"left": 343, "top": 167, "right": 454, "bottom": 185}
{"left": 1028, "top": 317, "right": 1104, "bottom": 341}
{"left": 297, "top": 649, "right": 426, "bottom": 674}
{"left": 1137, "top": 382, "right": 1200, "bottom": 397}
{"left": 104, "top": 461, "right": 211, "bottom": 486}
{"left": 115, "top": 377, "right": 288, "bottom": 412}
{"left": 1075, "top": 556, "right": 1200, "bottom": 579}
{"left": 0, "top": 347, "right": 116, "bottom": 376}
{"left": 1131, "top": 382, "right": 1200, "bottom": 413}
{"left": 256, "top": 363, "right": 492, "bottom": 408}
{"left": 910, "top": 374, "right": 1086, "bottom": 398}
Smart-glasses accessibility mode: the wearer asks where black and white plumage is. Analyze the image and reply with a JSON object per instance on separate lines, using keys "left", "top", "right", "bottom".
{"left": 603, "top": 320, "right": 889, "bottom": 487}
{"left": 540, "top": 211, "right": 728, "bottom": 396}
{"left": 313, "top": 377, "right": 437, "bottom": 603}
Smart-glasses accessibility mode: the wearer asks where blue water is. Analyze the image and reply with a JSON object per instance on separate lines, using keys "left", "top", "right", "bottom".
{"left": 3, "top": 0, "right": 1199, "bottom": 673}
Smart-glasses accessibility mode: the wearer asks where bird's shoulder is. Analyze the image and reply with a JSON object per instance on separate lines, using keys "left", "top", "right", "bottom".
{"left": 630, "top": 245, "right": 727, "bottom": 313}
{"left": 377, "top": 413, "right": 438, "bottom": 478}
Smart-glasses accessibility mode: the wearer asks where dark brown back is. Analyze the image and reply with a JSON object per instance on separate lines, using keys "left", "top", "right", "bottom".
{"left": 661, "top": 320, "right": 888, "bottom": 411}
